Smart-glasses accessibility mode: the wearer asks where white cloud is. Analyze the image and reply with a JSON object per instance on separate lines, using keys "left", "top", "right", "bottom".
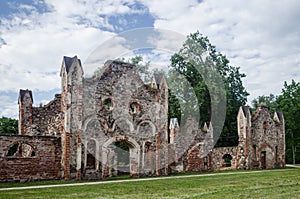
{"left": 0, "top": 0, "right": 149, "bottom": 117}
{"left": 0, "top": 94, "right": 18, "bottom": 118}
{"left": 1, "top": 0, "right": 300, "bottom": 118}
{"left": 140, "top": 0, "right": 300, "bottom": 102}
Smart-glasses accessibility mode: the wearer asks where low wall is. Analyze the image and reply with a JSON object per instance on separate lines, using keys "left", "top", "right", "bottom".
{"left": 211, "top": 146, "right": 238, "bottom": 169}
{"left": 0, "top": 135, "right": 61, "bottom": 182}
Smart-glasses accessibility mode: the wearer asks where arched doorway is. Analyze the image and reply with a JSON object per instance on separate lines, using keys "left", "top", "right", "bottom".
{"left": 223, "top": 154, "right": 233, "bottom": 167}
{"left": 102, "top": 136, "right": 140, "bottom": 179}
{"left": 113, "top": 141, "right": 130, "bottom": 175}
{"left": 259, "top": 144, "right": 274, "bottom": 169}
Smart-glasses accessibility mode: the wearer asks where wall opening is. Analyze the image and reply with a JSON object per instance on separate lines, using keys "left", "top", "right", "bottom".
{"left": 103, "top": 98, "right": 113, "bottom": 111}
{"left": 260, "top": 151, "right": 266, "bottom": 169}
{"left": 102, "top": 136, "right": 140, "bottom": 179}
{"left": 7, "top": 143, "right": 35, "bottom": 157}
{"left": 275, "top": 146, "right": 278, "bottom": 165}
{"left": 222, "top": 154, "right": 232, "bottom": 167}
{"left": 204, "top": 156, "right": 208, "bottom": 170}
{"left": 253, "top": 145, "right": 257, "bottom": 160}
{"left": 109, "top": 140, "right": 132, "bottom": 176}
{"left": 129, "top": 102, "right": 140, "bottom": 114}
{"left": 86, "top": 139, "right": 96, "bottom": 169}
{"left": 143, "top": 141, "right": 154, "bottom": 174}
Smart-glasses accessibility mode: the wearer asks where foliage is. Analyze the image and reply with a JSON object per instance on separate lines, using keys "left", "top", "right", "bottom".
{"left": 124, "top": 56, "right": 152, "bottom": 84}
{"left": 169, "top": 31, "right": 249, "bottom": 147}
{"left": 0, "top": 117, "right": 18, "bottom": 135}
{"left": 251, "top": 94, "right": 279, "bottom": 114}
{"left": 277, "top": 80, "right": 300, "bottom": 164}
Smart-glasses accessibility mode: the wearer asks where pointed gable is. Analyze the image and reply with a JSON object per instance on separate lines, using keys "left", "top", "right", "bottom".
{"left": 274, "top": 112, "right": 284, "bottom": 123}
{"left": 60, "top": 55, "right": 83, "bottom": 76}
{"left": 18, "top": 89, "right": 33, "bottom": 104}
{"left": 242, "top": 106, "right": 249, "bottom": 117}
{"left": 151, "top": 74, "right": 165, "bottom": 89}
{"left": 169, "top": 118, "right": 179, "bottom": 129}
{"left": 203, "top": 122, "right": 208, "bottom": 132}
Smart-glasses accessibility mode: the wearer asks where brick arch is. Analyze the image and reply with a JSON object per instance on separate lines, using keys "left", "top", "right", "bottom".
{"left": 102, "top": 135, "right": 140, "bottom": 178}
{"left": 258, "top": 142, "right": 274, "bottom": 152}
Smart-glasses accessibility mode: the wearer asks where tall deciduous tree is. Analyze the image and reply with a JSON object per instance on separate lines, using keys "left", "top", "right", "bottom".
{"left": 277, "top": 80, "right": 300, "bottom": 164}
{"left": 170, "top": 31, "right": 249, "bottom": 146}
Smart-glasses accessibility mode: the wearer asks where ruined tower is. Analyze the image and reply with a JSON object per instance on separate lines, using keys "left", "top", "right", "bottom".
{"left": 60, "top": 56, "right": 84, "bottom": 179}
{"left": 18, "top": 89, "right": 33, "bottom": 135}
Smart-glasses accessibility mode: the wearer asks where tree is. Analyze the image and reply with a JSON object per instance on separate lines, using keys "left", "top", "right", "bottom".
{"left": 276, "top": 80, "right": 300, "bottom": 164}
{"left": 170, "top": 31, "right": 249, "bottom": 146}
{"left": 126, "top": 56, "right": 152, "bottom": 84}
{"left": 0, "top": 117, "right": 18, "bottom": 135}
{"left": 251, "top": 94, "right": 279, "bottom": 114}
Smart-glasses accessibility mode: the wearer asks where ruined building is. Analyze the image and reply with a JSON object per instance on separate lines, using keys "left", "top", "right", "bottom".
{"left": 0, "top": 56, "right": 285, "bottom": 182}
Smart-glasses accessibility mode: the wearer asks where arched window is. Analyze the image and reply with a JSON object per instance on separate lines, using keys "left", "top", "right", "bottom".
{"left": 7, "top": 143, "right": 35, "bottom": 157}
{"left": 253, "top": 145, "right": 257, "bottom": 160}
{"left": 86, "top": 140, "right": 96, "bottom": 169}
{"left": 129, "top": 102, "right": 141, "bottom": 114}
{"left": 103, "top": 98, "right": 113, "bottom": 111}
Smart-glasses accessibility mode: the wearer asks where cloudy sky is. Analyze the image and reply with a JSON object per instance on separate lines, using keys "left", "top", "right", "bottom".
{"left": 0, "top": 0, "right": 299, "bottom": 118}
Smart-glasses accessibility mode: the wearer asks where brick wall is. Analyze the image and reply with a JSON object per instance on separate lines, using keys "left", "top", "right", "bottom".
{"left": 0, "top": 135, "right": 61, "bottom": 182}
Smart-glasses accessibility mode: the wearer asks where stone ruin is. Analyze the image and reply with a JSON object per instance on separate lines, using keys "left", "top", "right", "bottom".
{"left": 0, "top": 56, "right": 285, "bottom": 182}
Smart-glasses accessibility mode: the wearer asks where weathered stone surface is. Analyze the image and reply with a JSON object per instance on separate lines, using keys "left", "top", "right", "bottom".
{"left": 1, "top": 56, "right": 285, "bottom": 183}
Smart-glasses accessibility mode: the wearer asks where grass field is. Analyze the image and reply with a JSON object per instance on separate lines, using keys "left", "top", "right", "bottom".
{"left": 0, "top": 169, "right": 299, "bottom": 199}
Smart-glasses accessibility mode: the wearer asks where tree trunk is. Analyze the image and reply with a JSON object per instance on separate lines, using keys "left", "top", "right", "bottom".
{"left": 291, "top": 132, "right": 296, "bottom": 165}
{"left": 292, "top": 145, "right": 296, "bottom": 165}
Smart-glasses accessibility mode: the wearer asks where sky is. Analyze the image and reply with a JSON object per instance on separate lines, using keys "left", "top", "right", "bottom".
{"left": 0, "top": 0, "right": 299, "bottom": 118}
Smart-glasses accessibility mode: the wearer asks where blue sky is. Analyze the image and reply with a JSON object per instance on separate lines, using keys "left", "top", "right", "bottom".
{"left": 0, "top": 0, "right": 300, "bottom": 118}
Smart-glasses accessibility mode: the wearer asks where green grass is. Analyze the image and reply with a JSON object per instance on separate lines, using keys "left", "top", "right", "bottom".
{"left": 0, "top": 169, "right": 300, "bottom": 199}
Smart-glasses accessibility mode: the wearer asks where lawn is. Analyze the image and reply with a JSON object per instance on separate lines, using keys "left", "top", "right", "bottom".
{"left": 0, "top": 169, "right": 299, "bottom": 199}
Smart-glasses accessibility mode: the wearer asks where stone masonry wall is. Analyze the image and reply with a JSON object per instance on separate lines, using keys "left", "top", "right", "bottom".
{"left": 31, "top": 94, "right": 61, "bottom": 136}
{"left": 249, "top": 106, "right": 285, "bottom": 169}
{"left": 0, "top": 135, "right": 61, "bottom": 182}
{"left": 211, "top": 147, "right": 238, "bottom": 169}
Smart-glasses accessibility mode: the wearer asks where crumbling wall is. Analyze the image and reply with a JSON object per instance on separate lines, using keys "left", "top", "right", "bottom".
{"left": 186, "top": 144, "right": 211, "bottom": 171}
{"left": 80, "top": 61, "right": 168, "bottom": 178}
{"left": 0, "top": 135, "right": 61, "bottom": 182}
{"left": 211, "top": 147, "right": 238, "bottom": 169}
{"left": 31, "top": 94, "right": 61, "bottom": 136}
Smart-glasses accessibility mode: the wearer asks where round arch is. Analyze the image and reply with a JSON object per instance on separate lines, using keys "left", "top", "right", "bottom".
{"left": 112, "top": 117, "right": 134, "bottom": 133}
{"left": 102, "top": 135, "right": 140, "bottom": 178}
{"left": 136, "top": 120, "right": 156, "bottom": 137}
